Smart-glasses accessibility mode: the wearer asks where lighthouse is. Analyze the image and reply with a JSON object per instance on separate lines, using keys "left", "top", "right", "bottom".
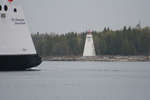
{"left": 0, "top": 0, "right": 41, "bottom": 70}
{"left": 83, "top": 31, "right": 96, "bottom": 57}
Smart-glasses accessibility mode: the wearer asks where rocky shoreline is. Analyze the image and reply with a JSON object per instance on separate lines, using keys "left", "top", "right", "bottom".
{"left": 42, "top": 56, "right": 150, "bottom": 62}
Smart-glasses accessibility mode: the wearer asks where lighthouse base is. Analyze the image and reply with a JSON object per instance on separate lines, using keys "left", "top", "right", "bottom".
{"left": 0, "top": 54, "right": 41, "bottom": 70}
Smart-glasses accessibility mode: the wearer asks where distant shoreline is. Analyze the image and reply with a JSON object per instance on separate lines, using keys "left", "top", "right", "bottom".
{"left": 42, "top": 56, "right": 150, "bottom": 62}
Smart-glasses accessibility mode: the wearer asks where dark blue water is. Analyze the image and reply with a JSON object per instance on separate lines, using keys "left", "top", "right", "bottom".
{"left": 0, "top": 61, "right": 150, "bottom": 100}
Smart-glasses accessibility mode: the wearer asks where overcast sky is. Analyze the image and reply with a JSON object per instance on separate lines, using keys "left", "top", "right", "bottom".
{"left": 14, "top": 0, "right": 150, "bottom": 33}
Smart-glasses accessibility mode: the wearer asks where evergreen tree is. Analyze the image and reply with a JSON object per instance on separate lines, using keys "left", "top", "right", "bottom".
{"left": 32, "top": 26, "right": 150, "bottom": 57}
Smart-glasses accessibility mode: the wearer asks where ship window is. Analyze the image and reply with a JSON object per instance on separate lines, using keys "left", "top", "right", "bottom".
{"left": 4, "top": 5, "right": 8, "bottom": 11}
{"left": 0, "top": 5, "right": 2, "bottom": 11}
{"left": 14, "top": 8, "right": 17, "bottom": 12}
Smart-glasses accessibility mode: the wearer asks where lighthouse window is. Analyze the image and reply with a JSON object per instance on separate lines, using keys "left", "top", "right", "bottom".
{"left": 0, "top": 5, "right": 2, "bottom": 11}
{"left": 14, "top": 8, "right": 17, "bottom": 12}
{"left": 4, "top": 5, "right": 8, "bottom": 11}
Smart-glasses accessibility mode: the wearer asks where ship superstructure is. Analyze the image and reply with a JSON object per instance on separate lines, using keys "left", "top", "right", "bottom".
{"left": 0, "top": 0, "right": 41, "bottom": 70}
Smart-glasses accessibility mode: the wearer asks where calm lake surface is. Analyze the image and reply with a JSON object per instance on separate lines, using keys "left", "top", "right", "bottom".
{"left": 0, "top": 61, "right": 150, "bottom": 100}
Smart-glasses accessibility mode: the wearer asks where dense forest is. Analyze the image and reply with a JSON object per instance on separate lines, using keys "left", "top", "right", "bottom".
{"left": 32, "top": 26, "right": 150, "bottom": 57}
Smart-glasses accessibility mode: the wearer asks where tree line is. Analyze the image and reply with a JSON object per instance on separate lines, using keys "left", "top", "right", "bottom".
{"left": 32, "top": 26, "right": 150, "bottom": 57}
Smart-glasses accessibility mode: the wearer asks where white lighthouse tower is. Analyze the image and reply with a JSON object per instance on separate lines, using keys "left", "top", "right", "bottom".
{"left": 83, "top": 31, "right": 96, "bottom": 57}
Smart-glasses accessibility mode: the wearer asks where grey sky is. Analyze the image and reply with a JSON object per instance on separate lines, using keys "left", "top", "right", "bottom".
{"left": 15, "top": 0, "right": 150, "bottom": 33}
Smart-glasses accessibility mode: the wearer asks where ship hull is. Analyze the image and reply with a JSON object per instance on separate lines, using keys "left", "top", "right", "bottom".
{"left": 0, "top": 54, "right": 41, "bottom": 70}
